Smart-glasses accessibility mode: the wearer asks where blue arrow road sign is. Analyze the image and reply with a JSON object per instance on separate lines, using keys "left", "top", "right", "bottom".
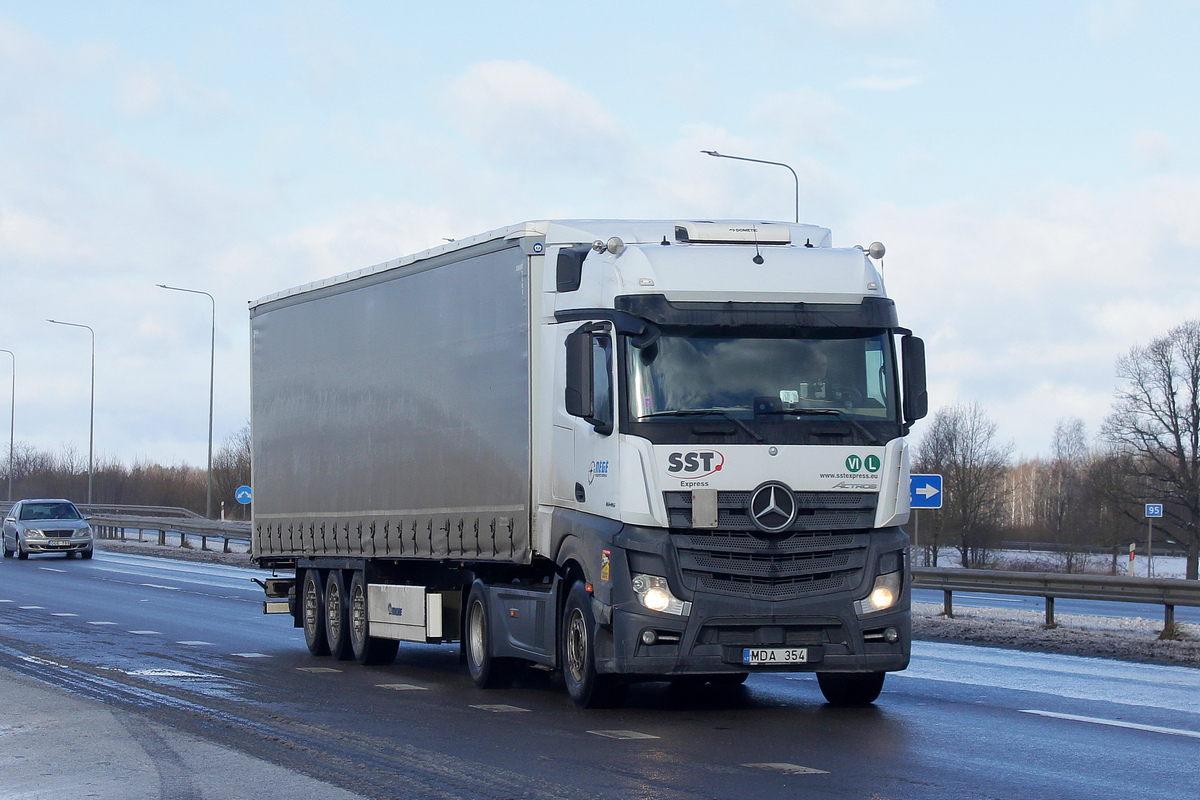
{"left": 1145, "top": 503, "right": 1163, "bottom": 518}
{"left": 235, "top": 485, "right": 253, "bottom": 505}
{"left": 910, "top": 474, "right": 943, "bottom": 509}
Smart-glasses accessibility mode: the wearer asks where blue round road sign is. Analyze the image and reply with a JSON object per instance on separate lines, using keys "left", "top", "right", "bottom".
{"left": 235, "top": 485, "right": 252, "bottom": 504}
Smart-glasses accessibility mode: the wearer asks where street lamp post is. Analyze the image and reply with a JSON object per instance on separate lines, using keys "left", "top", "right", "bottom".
{"left": 701, "top": 150, "right": 800, "bottom": 223}
{"left": 157, "top": 284, "right": 215, "bottom": 519}
{"left": 47, "top": 320, "right": 95, "bottom": 503}
{"left": 0, "top": 349, "right": 13, "bottom": 502}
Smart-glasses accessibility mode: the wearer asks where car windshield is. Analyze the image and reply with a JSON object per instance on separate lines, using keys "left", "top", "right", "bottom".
{"left": 19, "top": 502, "right": 82, "bottom": 521}
{"left": 626, "top": 330, "right": 897, "bottom": 421}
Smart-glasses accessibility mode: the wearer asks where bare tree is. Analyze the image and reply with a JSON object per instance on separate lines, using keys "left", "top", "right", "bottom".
{"left": 915, "top": 403, "right": 1011, "bottom": 568}
{"left": 1103, "top": 320, "right": 1200, "bottom": 579}
{"left": 213, "top": 423, "right": 252, "bottom": 519}
{"left": 1046, "top": 418, "right": 1091, "bottom": 572}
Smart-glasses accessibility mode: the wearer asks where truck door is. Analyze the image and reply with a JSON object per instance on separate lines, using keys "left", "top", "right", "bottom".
{"left": 562, "top": 323, "right": 620, "bottom": 515}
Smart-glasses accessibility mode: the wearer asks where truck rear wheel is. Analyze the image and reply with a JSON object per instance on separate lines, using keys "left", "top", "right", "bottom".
{"left": 325, "top": 571, "right": 353, "bottom": 661}
{"left": 465, "top": 582, "right": 510, "bottom": 688}
{"left": 562, "top": 581, "right": 626, "bottom": 708}
{"left": 302, "top": 570, "right": 330, "bottom": 656}
{"left": 349, "top": 571, "right": 399, "bottom": 666}
{"left": 817, "top": 671, "right": 885, "bottom": 706}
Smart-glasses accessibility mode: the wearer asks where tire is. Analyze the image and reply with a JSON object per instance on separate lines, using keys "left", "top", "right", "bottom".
{"left": 81, "top": 547, "right": 94, "bottom": 560}
{"left": 349, "top": 571, "right": 399, "bottom": 666}
{"left": 301, "top": 570, "right": 330, "bottom": 656}
{"left": 325, "top": 571, "right": 353, "bottom": 661}
{"left": 3, "top": 537, "right": 14, "bottom": 558}
{"left": 17, "top": 543, "right": 28, "bottom": 560}
{"left": 561, "top": 581, "right": 626, "bottom": 708}
{"left": 465, "top": 581, "right": 511, "bottom": 688}
{"left": 817, "top": 671, "right": 886, "bottom": 706}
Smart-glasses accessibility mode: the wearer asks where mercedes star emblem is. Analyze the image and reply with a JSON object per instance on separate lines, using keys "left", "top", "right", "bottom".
{"left": 748, "top": 482, "right": 797, "bottom": 534}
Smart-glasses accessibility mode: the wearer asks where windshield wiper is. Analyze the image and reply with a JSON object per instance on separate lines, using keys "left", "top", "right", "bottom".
{"left": 641, "top": 409, "right": 765, "bottom": 443}
{"left": 758, "top": 408, "right": 881, "bottom": 445}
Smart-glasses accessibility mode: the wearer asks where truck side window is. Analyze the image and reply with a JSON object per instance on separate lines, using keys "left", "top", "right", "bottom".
{"left": 591, "top": 335, "right": 613, "bottom": 435}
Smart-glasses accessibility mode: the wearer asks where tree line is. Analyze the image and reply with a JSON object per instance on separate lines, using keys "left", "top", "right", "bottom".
{"left": 916, "top": 319, "right": 1200, "bottom": 580}
{"left": 0, "top": 425, "right": 252, "bottom": 520}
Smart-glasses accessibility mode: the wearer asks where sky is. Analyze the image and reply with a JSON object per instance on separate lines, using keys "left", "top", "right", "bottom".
{"left": 1, "top": 0, "right": 1198, "bottom": 479}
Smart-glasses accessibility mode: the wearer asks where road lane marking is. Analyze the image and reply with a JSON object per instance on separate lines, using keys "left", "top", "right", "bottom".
{"left": 469, "top": 704, "right": 529, "bottom": 713}
{"left": 297, "top": 667, "right": 342, "bottom": 673}
{"left": 177, "top": 640, "right": 214, "bottom": 646}
{"left": 87, "top": 621, "right": 117, "bottom": 625}
{"left": 0, "top": 599, "right": 12, "bottom": 603}
{"left": 587, "top": 730, "right": 660, "bottom": 740}
{"left": 129, "top": 630, "right": 161, "bottom": 635}
{"left": 18, "top": 606, "right": 43, "bottom": 610}
{"left": 233, "top": 652, "right": 272, "bottom": 658}
{"left": 743, "top": 763, "right": 829, "bottom": 775}
{"left": 39, "top": 568, "right": 65, "bottom": 573}
{"left": 127, "top": 669, "right": 220, "bottom": 678}
{"left": 140, "top": 583, "right": 181, "bottom": 590}
{"left": 1021, "top": 710, "right": 1200, "bottom": 739}
{"left": 376, "top": 683, "right": 429, "bottom": 691}
{"left": 51, "top": 613, "right": 78, "bottom": 617}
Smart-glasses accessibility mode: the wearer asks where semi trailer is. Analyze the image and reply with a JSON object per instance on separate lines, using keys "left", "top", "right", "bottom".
{"left": 250, "top": 219, "right": 927, "bottom": 707}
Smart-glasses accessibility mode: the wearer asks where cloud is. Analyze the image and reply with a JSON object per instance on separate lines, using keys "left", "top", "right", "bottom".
{"left": 747, "top": 88, "right": 852, "bottom": 150}
{"left": 1087, "top": 0, "right": 1149, "bottom": 41}
{"left": 843, "top": 75, "right": 922, "bottom": 91}
{"left": 1129, "top": 129, "right": 1174, "bottom": 171}
{"left": 442, "top": 60, "right": 629, "bottom": 170}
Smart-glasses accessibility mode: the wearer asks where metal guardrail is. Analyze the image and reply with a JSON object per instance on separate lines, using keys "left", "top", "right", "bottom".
{"left": 912, "top": 567, "right": 1200, "bottom": 633}
{"left": 90, "top": 513, "right": 251, "bottom": 554}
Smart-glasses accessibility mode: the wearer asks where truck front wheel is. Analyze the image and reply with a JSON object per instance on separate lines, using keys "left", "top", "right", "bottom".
{"left": 349, "top": 571, "right": 399, "bottom": 666}
{"left": 301, "top": 570, "right": 330, "bottom": 656}
{"left": 561, "top": 581, "right": 626, "bottom": 708}
{"left": 817, "top": 671, "right": 885, "bottom": 706}
{"left": 465, "top": 582, "right": 510, "bottom": 688}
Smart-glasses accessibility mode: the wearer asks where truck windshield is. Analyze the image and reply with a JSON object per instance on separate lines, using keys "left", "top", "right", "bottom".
{"left": 626, "top": 330, "right": 897, "bottom": 424}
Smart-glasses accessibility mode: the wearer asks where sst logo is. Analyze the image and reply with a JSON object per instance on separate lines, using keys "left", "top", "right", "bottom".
{"left": 666, "top": 450, "right": 724, "bottom": 478}
{"left": 845, "top": 454, "right": 881, "bottom": 473}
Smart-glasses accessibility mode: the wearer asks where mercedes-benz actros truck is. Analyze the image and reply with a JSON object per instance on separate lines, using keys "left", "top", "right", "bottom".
{"left": 250, "top": 219, "right": 927, "bottom": 707}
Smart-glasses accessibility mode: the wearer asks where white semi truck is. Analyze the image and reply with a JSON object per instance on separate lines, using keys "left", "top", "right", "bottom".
{"left": 250, "top": 219, "right": 927, "bottom": 707}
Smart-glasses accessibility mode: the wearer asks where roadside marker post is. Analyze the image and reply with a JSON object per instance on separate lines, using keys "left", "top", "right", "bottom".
{"left": 1145, "top": 504, "right": 1163, "bottom": 578}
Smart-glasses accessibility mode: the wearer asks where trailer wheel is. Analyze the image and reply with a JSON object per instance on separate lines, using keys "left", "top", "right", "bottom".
{"left": 349, "top": 571, "right": 399, "bottom": 666}
{"left": 465, "top": 582, "right": 510, "bottom": 688}
{"left": 325, "top": 571, "right": 353, "bottom": 661}
{"left": 301, "top": 570, "right": 330, "bottom": 656}
{"left": 561, "top": 581, "right": 626, "bottom": 708}
{"left": 817, "top": 671, "right": 885, "bottom": 706}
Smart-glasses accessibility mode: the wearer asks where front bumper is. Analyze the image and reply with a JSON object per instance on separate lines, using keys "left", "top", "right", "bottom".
{"left": 22, "top": 537, "right": 92, "bottom": 554}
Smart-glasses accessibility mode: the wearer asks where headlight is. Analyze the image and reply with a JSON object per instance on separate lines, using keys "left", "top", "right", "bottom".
{"left": 855, "top": 570, "right": 901, "bottom": 616}
{"left": 631, "top": 573, "right": 691, "bottom": 616}
{"left": 73, "top": 527, "right": 92, "bottom": 538}
{"left": 24, "top": 528, "right": 46, "bottom": 539}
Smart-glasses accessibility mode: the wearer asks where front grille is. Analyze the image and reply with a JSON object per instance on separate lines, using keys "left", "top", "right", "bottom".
{"left": 44, "top": 529, "right": 74, "bottom": 538}
{"left": 664, "top": 490, "right": 875, "bottom": 532}
{"left": 668, "top": 491, "right": 874, "bottom": 601}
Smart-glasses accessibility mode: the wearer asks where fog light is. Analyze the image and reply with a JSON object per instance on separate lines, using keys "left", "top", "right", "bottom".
{"left": 883, "top": 626, "right": 899, "bottom": 643}
{"left": 641, "top": 629, "right": 658, "bottom": 645}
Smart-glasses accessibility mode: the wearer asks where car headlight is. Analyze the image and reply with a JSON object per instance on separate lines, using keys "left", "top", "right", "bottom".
{"left": 631, "top": 573, "right": 691, "bottom": 616}
{"left": 73, "top": 527, "right": 92, "bottom": 538}
{"left": 24, "top": 528, "right": 46, "bottom": 539}
{"left": 855, "top": 570, "right": 902, "bottom": 616}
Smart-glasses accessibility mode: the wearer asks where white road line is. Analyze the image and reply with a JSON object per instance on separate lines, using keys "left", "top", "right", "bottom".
{"left": 128, "top": 630, "right": 161, "bottom": 635}
{"left": 233, "top": 652, "right": 272, "bottom": 658}
{"left": 469, "top": 704, "right": 529, "bottom": 713}
{"left": 587, "top": 730, "right": 660, "bottom": 740}
{"left": 18, "top": 606, "right": 43, "bottom": 610}
{"left": 376, "top": 683, "right": 429, "bottom": 691}
{"left": 177, "top": 640, "right": 214, "bottom": 646}
{"left": 51, "top": 613, "right": 78, "bottom": 617}
{"left": 1021, "top": 710, "right": 1200, "bottom": 739}
{"left": 0, "top": 599, "right": 12, "bottom": 603}
{"left": 39, "top": 567, "right": 65, "bottom": 573}
{"left": 87, "top": 621, "right": 117, "bottom": 625}
{"left": 139, "top": 583, "right": 181, "bottom": 590}
{"left": 743, "top": 763, "right": 829, "bottom": 775}
{"left": 297, "top": 667, "right": 342, "bottom": 673}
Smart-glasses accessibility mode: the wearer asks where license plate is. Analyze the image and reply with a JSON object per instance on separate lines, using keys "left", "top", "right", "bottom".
{"left": 743, "top": 647, "right": 808, "bottom": 665}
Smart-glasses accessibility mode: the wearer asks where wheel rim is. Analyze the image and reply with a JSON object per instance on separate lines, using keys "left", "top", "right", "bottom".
{"left": 566, "top": 608, "right": 587, "bottom": 684}
{"left": 468, "top": 600, "right": 485, "bottom": 669}
{"left": 351, "top": 584, "right": 367, "bottom": 644}
{"left": 304, "top": 580, "right": 319, "bottom": 632}
{"left": 327, "top": 585, "right": 342, "bottom": 643}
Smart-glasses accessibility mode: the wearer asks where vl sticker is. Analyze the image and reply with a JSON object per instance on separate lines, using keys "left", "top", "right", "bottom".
{"left": 845, "top": 454, "right": 881, "bottom": 473}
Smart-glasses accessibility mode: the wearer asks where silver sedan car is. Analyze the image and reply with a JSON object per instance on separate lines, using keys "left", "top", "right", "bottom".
{"left": 2, "top": 499, "right": 94, "bottom": 559}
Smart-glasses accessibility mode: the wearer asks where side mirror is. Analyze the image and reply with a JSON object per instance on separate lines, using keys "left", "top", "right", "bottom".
{"left": 901, "top": 335, "right": 928, "bottom": 423}
{"left": 565, "top": 327, "right": 594, "bottom": 419}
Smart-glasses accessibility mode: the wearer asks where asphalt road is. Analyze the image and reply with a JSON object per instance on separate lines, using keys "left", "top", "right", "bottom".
{"left": 1, "top": 550, "right": 1197, "bottom": 800}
